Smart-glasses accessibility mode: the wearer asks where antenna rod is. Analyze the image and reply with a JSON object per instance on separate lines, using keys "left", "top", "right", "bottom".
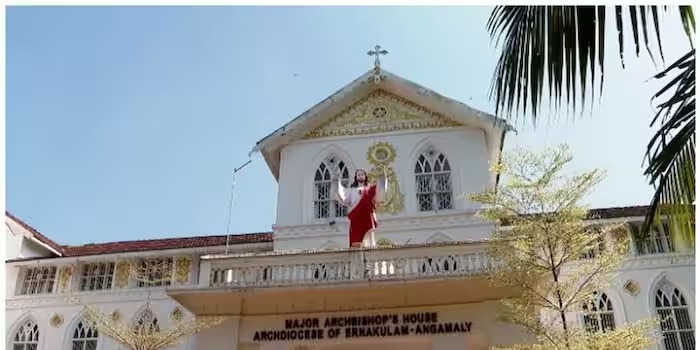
{"left": 225, "top": 158, "right": 254, "bottom": 255}
{"left": 235, "top": 159, "right": 252, "bottom": 173}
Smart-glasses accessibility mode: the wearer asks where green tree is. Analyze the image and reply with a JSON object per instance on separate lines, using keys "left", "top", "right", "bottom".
{"left": 471, "top": 145, "right": 657, "bottom": 350}
{"left": 486, "top": 6, "right": 695, "bottom": 247}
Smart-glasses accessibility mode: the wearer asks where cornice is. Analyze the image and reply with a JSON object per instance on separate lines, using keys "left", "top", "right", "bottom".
{"left": 5, "top": 289, "right": 176, "bottom": 310}
{"left": 273, "top": 211, "right": 489, "bottom": 239}
{"left": 621, "top": 252, "right": 695, "bottom": 271}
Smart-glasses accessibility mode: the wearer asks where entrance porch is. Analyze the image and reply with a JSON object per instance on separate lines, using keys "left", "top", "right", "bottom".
{"left": 166, "top": 241, "right": 516, "bottom": 316}
{"left": 167, "top": 242, "right": 526, "bottom": 349}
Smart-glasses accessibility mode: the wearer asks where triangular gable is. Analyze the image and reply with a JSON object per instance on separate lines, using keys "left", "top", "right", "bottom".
{"left": 254, "top": 68, "right": 514, "bottom": 181}
{"left": 5, "top": 212, "right": 63, "bottom": 257}
{"left": 303, "top": 90, "right": 462, "bottom": 139}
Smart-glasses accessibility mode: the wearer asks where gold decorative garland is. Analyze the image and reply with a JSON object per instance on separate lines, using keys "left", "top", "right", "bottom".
{"left": 376, "top": 237, "right": 394, "bottom": 247}
{"left": 170, "top": 306, "right": 184, "bottom": 322}
{"left": 111, "top": 310, "right": 121, "bottom": 321}
{"left": 58, "top": 265, "right": 74, "bottom": 293}
{"left": 115, "top": 261, "right": 131, "bottom": 288}
{"left": 175, "top": 257, "right": 191, "bottom": 284}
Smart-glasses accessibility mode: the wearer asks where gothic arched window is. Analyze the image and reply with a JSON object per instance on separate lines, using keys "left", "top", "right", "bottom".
{"left": 134, "top": 308, "right": 160, "bottom": 334}
{"left": 655, "top": 282, "right": 695, "bottom": 350}
{"left": 582, "top": 292, "right": 616, "bottom": 333}
{"left": 314, "top": 157, "right": 350, "bottom": 219}
{"left": 71, "top": 320, "right": 98, "bottom": 350}
{"left": 632, "top": 221, "right": 676, "bottom": 255}
{"left": 11, "top": 318, "right": 39, "bottom": 350}
{"left": 415, "top": 150, "right": 453, "bottom": 212}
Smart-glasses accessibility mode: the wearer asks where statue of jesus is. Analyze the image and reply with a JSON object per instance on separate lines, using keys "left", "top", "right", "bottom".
{"left": 332, "top": 168, "right": 388, "bottom": 248}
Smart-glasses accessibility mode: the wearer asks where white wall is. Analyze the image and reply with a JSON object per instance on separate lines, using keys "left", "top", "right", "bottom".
{"left": 277, "top": 127, "right": 490, "bottom": 226}
{"left": 273, "top": 211, "right": 495, "bottom": 251}
{"left": 195, "top": 318, "right": 241, "bottom": 350}
{"left": 4, "top": 250, "right": 693, "bottom": 350}
{"left": 20, "top": 239, "right": 55, "bottom": 259}
{"left": 5, "top": 219, "right": 60, "bottom": 299}
{"left": 615, "top": 261, "right": 695, "bottom": 330}
{"left": 229, "top": 301, "right": 532, "bottom": 350}
{"left": 274, "top": 127, "right": 492, "bottom": 251}
{"left": 5, "top": 222, "right": 24, "bottom": 260}
{"left": 5, "top": 293, "right": 192, "bottom": 350}
{"left": 5, "top": 218, "right": 58, "bottom": 260}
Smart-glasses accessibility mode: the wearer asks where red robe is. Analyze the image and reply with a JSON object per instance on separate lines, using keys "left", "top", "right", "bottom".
{"left": 347, "top": 184, "right": 378, "bottom": 247}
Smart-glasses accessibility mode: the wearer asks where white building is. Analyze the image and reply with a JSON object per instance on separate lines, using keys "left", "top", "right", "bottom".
{"left": 5, "top": 65, "right": 695, "bottom": 350}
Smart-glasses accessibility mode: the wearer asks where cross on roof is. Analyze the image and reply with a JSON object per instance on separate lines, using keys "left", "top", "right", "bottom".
{"left": 367, "top": 45, "right": 388, "bottom": 69}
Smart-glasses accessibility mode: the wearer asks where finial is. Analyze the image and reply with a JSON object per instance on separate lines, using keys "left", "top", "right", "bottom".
{"left": 367, "top": 45, "right": 388, "bottom": 84}
{"left": 367, "top": 44, "right": 388, "bottom": 68}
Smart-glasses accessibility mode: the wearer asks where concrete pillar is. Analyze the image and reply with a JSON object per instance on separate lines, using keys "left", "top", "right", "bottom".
{"left": 198, "top": 260, "right": 212, "bottom": 287}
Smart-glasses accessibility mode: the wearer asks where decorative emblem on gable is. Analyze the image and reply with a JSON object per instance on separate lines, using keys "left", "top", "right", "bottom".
{"left": 303, "top": 90, "right": 462, "bottom": 139}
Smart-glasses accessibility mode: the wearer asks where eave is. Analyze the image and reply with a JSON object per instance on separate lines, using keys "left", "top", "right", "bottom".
{"left": 253, "top": 68, "right": 516, "bottom": 181}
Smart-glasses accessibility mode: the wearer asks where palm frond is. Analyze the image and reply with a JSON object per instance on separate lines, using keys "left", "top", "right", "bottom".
{"left": 487, "top": 5, "right": 696, "bottom": 247}
{"left": 486, "top": 6, "right": 691, "bottom": 121}
{"left": 680, "top": 6, "right": 696, "bottom": 47}
{"left": 642, "top": 49, "right": 696, "bottom": 248}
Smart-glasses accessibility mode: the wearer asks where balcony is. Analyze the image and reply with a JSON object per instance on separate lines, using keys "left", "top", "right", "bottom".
{"left": 166, "top": 241, "right": 517, "bottom": 315}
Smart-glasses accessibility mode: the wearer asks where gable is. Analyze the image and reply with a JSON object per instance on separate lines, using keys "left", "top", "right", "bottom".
{"left": 255, "top": 68, "right": 514, "bottom": 181}
{"left": 5, "top": 212, "right": 63, "bottom": 257}
{"left": 303, "top": 90, "right": 463, "bottom": 139}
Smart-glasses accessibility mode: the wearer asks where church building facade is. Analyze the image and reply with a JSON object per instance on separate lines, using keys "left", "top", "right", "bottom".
{"left": 5, "top": 65, "right": 695, "bottom": 350}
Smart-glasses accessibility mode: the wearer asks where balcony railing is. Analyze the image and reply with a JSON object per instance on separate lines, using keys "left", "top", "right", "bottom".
{"left": 203, "top": 241, "right": 499, "bottom": 289}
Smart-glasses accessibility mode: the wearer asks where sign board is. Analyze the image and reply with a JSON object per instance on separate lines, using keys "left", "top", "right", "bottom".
{"left": 252, "top": 312, "right": 472, "bottom": 342}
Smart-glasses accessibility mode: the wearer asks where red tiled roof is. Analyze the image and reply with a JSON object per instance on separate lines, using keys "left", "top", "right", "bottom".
{"left": 6, "top": 211, "right": 66, "bottom": 255}
{"left": 6, "top": 210, "right": 272, "bottom": 258}
{"left": 6, "top": 205, "right": 656, "bottom": 258}
{"left": 499, "top": 205, "right": 652, "bottom": 225}
{"left": 62, "top": 232, "right": 273, "bottom": 256}
{"left": 586, "top": 205, "right": 650, "bottom": 219}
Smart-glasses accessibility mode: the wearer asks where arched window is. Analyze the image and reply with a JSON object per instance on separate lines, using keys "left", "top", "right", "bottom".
{"left": 314, "top": 157, "right": 350, "bottom": 219}
{"left": 425, "top": 233, "right": 453, "bottom": 244}
{"left": 11, "top": 318, "right": 39, "bottom": 350}
{"left": 631, "top": 222, "right": 675, "bottom": 255}
{"left": 134, "top": 308, "right": 160, "bottom": 334}
{"left": 415, "top": 150, "right": 453, "bottom": 212}
{"left": 581, "top": 292, "right": 616, "bottom": 333}
{"left": 579, "top": 227, "right": 606, "bottom": 259}
{"left": 71, "top": 320, "right": 98, "bottom": 350}
{"left": 655, "top": 282, "right": 695, "bottom": 350}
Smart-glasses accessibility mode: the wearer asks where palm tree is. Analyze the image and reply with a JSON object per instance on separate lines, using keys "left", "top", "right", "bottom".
{"left": 486, "top": 6, "right": 695, "bottom": 247}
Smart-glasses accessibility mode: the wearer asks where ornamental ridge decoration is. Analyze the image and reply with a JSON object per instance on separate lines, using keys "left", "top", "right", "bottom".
{"left": 303, "top": 90, "right": 462, "bottom": 139}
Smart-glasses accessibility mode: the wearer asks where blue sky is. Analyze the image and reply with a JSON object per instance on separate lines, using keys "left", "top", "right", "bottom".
{"left": 6, "top": 6, "right": 692, "bottom": 245}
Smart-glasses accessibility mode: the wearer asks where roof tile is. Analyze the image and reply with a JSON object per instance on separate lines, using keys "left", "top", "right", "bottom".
{"left": 5, "top": 211, "right": 65, "bottom": 255}
{"left": 61, "top": 232, "right": 273, "bottom": 256}
{"left": 7, "top": 205, "right": 659, "bottom": 258}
